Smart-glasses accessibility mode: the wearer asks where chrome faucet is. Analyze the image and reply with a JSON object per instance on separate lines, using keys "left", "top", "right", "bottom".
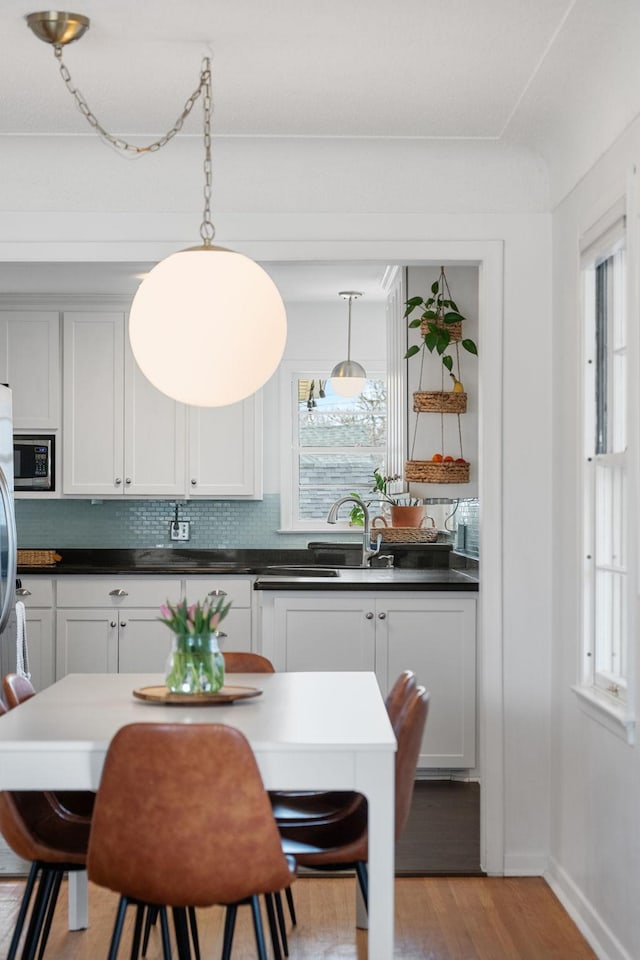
{"left": 327, "top": 495, "right": 382, "bottom": 568}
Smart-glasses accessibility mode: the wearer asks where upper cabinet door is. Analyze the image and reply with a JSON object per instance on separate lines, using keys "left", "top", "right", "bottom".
{"left": 0, "top": 311, "right": 60, "bottom": 430}
{"left": 124, "top": 338, "right": 186, "bottom": 497}
{"left": 62, "top": 311, "right": 125, "bottom": 495}
{"left": 188, "top": 392, "right": 263, "bottom": 499}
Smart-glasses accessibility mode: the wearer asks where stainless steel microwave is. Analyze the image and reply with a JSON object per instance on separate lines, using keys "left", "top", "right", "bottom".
{"left": 13, "top": 435, "right": 55, "bottom": 491}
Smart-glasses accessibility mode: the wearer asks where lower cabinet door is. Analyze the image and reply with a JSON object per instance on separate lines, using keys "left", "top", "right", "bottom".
{"left": 56, "top": 610, "right": 119, "bottom": 677}
{"left": 116, "top": 610, "right": 171, "bottom": 673}
{"left": 377, "top": 597, "right": 477, "bottom": 769}
{"left": 266, "top": 596, "right": 376, "bottom": 672}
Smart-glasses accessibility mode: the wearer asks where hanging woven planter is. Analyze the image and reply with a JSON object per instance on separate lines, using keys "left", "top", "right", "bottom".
{"left": 413, "top": 390, "right": 467, "bottom": 414}
{"left": 405, "top": 459, "right": 470, "bottom": 484}
{"left": 419, "top": 316, "right": 463, "bottom": 342}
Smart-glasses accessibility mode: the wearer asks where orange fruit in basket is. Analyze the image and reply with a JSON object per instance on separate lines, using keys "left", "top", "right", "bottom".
{"left": 443, "top": 455, "right": 454, "bottom": 462}
{"left": 432, "top": 453, "right": 443, "bottom": 462}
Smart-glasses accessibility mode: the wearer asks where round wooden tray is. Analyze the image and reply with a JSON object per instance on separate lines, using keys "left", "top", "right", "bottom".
{"left": 133, "top": 684, "right": 263, "bottom": 705}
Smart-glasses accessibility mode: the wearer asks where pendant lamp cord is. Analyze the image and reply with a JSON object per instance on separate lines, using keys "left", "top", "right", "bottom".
{"left": 52, "top": 46, "right": 216, "bottom": 241}
{"left": 346, "top": 295, "right": 353, "bottom": 361}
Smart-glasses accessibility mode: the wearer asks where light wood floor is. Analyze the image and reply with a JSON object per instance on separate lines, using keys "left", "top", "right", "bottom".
{"left": 0, "top": 875, "right": 597, "bottom": 960}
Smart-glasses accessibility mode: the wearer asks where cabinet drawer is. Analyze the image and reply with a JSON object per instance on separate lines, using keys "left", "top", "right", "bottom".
{"left": 16, "top": 578, "right": 54, "bottom": 607}
{"left": 184, "top": 577, "right": 252, "bottom": 608}
{"left": 56, "top": 577, "right": 182, "bottom": 608}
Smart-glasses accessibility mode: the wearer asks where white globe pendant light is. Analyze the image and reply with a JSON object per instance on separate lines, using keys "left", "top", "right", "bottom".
{"left": 129, "top": 246, "right": 286, "bottom": 406}
{"left": 25, "top": 16, "right": 287, "bottom": 407}
{"left": 330, "top": 292, "right": 366, "bottom": 397}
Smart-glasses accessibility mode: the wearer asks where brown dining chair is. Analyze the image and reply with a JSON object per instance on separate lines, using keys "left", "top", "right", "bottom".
{"left": 0, "top": 698, "right": 91, "bottom": 960}
{"left": 270, "top": 670, "right": 417, "bottom": 827}
{"left": 2, "top": 671, "right": 36, "bottom": 709}
{"left": 88, "top": 722, "right": 296, "bottom": 960}
{"left": 2, "top": 673, "right": 96, "bottom": 821}
{"left": 278, "top": 684, "right": 430, "bottom": 910}
{"left": 222, "top": 650, "right": 276, "bottom": 674}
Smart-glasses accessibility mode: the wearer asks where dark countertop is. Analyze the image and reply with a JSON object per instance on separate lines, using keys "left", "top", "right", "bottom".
{"left": 253, "top": 567, "right": 478, "bottom": 592}
{"left": 16, "top": 546, "right": 478, "bottom": 591}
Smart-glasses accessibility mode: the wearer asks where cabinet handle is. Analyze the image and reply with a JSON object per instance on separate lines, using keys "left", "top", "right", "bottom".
{"left": 16, "top": 588, "right": 31, "bottom": 597}
{"left": 191, "top": 479, "right": 197, "bottom": 486}
{"left": 208, "top": 589, "right": 227, "bottom": 598}
{"left": 125, "top": 478, "right": 132, "bottom": 485}
{"left": 115, "top": 478, "right": 122, "bottom": 485}
{"left": 110, "top": 621, "right": 117, "bottom": 628}
{"left": 109, "top": 589, "right": 129, "bottom": 597}
{"left": 365, "top": 612, "right": 374, "bottom": 620}
{"left": 378, "top": 612, "right": 386, "bottom": 620}
{"left": 120, "top": 621, "right": 126, "bottom": 628}
{"left": 217, "top": 631, "right": 227, "bottom": 639}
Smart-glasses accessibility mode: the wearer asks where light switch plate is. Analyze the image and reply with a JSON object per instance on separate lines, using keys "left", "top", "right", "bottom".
{"left": 170, "top": 520, "right": 190, "bottom": 541}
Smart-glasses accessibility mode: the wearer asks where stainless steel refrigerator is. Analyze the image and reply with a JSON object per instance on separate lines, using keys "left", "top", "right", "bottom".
{"left": 0, "top": 383, "right": 17, "bottom": 639}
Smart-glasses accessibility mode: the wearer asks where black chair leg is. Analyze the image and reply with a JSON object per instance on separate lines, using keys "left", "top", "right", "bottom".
{"left": 221, "top": 904, "right": 237, "bottom": 960}
{"left": 284, "top": 885, "right": 297, "bottom": 926}
{"left": 355, "top": 861, "right": 368, "bottom": 910}
{"left": 141, "top": 904, "right": 159, "bottom": 957}
{"left": 273, "top": 891, "right": 289, "bottom": 957}
{"left": 107, "top": 896, "right": 130, "bottom": 960}
{"left": 130, "top": 901, "right": 146, "bottom": 960}
{"left": 23, "top": 866, "right": 56, "bottom": 960}
{"left": 159, "top": 907, "right": 173, "bottom": 960}
{"left": 263, "top": 893, "right": 282, "bottom": 960}
{"left": 187, "top": 906, "right": 200, "bottom": 960}
{"left": 249, "top": 896, "right": 268, "bottom": 960}
{"left": 7, "top": 862, "right": 39, "bottom": 960}
{"left": 36, "top": 868, "right": 64, "bottom": 960}
{"left": 172, "top": 907, "right": 192, "bottom": 960}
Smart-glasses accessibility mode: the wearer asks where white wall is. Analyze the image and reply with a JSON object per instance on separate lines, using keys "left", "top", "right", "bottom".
{"left": 548, "top": 116, "right": 640, "bottom": 960}
{"left": 0, "top": 132, "right": 553, "bottom": 874}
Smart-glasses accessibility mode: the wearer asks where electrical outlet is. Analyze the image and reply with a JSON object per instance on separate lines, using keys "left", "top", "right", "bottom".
{"left": 170, "top": 520, "right": 190, "bottom": 542}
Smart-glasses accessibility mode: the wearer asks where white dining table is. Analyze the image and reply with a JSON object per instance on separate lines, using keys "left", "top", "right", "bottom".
{"left": 0, "top": 671, "right": 396, "bottom": 960}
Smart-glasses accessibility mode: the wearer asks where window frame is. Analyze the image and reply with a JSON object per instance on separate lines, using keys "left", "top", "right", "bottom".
{"left": 279, "top": 361, "right": 389, "bottom": 533}
{"left": 575, "top": 201, "right": 637, "bottom": 743}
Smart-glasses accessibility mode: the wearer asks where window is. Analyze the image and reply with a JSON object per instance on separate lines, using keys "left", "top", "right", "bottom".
{"left": 281, "top": 371, "right": 387, "bottom": 530}
{"left": 582, "top": 223, "right": 629, "bottom": 707}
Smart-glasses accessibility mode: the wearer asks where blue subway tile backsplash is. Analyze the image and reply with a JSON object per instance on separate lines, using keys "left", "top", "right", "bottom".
{"left": 15, "top": 495, "right": 311, "bottom": 550}
{"left": 15, "top": 495, "right": 480, "bottom": 557}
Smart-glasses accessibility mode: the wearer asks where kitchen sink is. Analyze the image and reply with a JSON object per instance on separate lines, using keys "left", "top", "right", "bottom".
{"left": 259, "top": 565, "right": 340, "bottom": 577}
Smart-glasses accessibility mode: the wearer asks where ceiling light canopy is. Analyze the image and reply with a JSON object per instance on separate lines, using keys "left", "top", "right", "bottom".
{"left": 330, "top": 291, "right": 366, "bottom": 397}
{"left": 26, "top": 11, "right": 287, "bottom": 407}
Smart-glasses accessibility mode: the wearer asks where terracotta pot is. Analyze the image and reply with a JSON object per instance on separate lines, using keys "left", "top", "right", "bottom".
{"left": 389, "top": 505, "right": 426, "bottom": 528}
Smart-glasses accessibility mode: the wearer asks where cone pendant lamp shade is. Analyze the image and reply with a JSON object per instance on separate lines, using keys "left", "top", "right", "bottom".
{"left": 129, "top": 246, "right": 287, "bottom": 407}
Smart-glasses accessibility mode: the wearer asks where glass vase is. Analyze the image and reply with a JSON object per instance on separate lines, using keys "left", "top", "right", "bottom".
{"left": 165, "top": 631, "right": 225, "bottom": 694}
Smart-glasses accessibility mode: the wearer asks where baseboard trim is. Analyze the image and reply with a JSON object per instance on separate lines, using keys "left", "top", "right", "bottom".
{"left": 545, "top": 857, "right": 633, "bottom": 960}
{"left": 503, "top": 852, "right": 548, "bottom": 876}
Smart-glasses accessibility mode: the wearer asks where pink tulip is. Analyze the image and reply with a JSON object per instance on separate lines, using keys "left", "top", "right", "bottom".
{"left": 160, "top": 604, "right": 171, "bottom": 618}
{"left": 211, "top": 612, "right": 221, "bottom": 630}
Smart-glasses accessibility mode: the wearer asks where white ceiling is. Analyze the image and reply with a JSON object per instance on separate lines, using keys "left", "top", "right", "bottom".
{"left": 2, "top": 0, "right": 640, "bottom": 296}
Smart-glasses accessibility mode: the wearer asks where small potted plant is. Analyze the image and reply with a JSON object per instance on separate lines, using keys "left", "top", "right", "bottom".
{"left": 349, "top": 469, "right": 429, "bottom": 529}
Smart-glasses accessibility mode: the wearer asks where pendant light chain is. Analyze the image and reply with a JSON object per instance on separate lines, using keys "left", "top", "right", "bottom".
{"left": 200, "top": 61, "right": 215, "bottom": 244}
{"left": 52, "top": 44, "right": 210, "bottom": 158}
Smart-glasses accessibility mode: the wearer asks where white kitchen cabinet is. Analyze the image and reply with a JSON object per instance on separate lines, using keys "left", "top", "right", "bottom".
{"left": 184, "top": 576, "right": 254, "bottom": 653}
{"left": 0, "top": 310, "right": 60, "bottom": 429}
{"left": 259, "top": 590, "right": 476, "bottom": 768}
{"left": 188, "top": 395, "right": 263, "bottom": 498}
{"left": 62, "top": 311, "right": 186, "bottom": 496}
{"left": 14, "top": 577, "right": 55, "bottom": 691}
{"left": 55, "top": 576, "right": 182, "bottom": 676}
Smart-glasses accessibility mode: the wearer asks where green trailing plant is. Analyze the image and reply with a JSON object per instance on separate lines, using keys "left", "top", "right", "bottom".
{"left": 404, "top": 265, "right": 478, "bottom": 374}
